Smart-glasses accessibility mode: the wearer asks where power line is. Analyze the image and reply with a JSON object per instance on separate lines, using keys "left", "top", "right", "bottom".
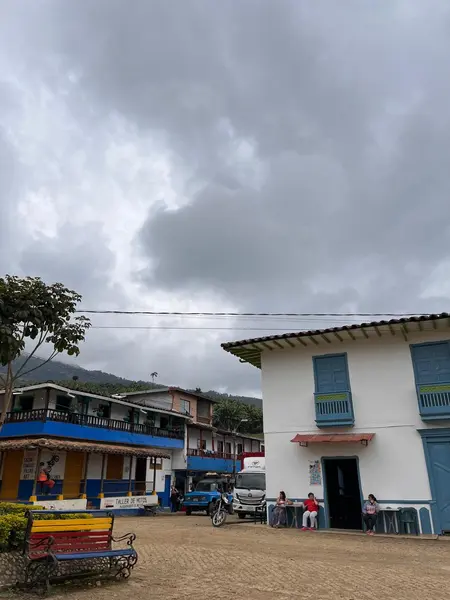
{"left": 89, "top": 325, "right": 332, "bottom": 331}
{"left": 79, "top": 310, "right": 427, "bottom": 317}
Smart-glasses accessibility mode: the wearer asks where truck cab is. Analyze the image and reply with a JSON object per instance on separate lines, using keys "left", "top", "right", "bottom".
{"left": 183, "top": 476, "right": 232, "bottom": 515}
{"left": 233, "top": 453, "right": 266, "bottom": 519}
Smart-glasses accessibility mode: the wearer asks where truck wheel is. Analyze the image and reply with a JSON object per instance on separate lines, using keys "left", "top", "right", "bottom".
{"left": 186, "top": 508, "right": 192, "bottom": 515}
{"left": 238, "top": 513, "right": 246, "bottom": 519}
{"left": 207, "top": 501, "right": 216, "bottom": 516}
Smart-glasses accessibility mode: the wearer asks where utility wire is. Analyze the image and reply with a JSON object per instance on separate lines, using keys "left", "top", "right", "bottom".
{"left": 89, "top": 325, "right": 334, "bottom": 331}
{"left": 79, "top": 310, "right": 428, "bottom": 317}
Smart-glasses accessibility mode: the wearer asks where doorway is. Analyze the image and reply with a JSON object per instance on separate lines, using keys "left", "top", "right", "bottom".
{"left": 323, "top": 457, "right": 362, "bottom": 530}
{"left": 62, "top": 452, "right": 84, "bottom": 498}
{"left": 0, "top": 451, "right": 23, "bottom": 500}
{"left": 135, "top": 457, "right": 147, "bottom": 493}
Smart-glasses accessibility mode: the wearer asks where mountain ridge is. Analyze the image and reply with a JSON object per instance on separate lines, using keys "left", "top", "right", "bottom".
{"left": 0, "top": 354, "right": 262, "bottom": 408}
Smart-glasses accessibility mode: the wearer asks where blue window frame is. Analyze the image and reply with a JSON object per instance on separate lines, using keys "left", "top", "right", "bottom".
{"left": 411, "top": 341, "right": 450, "bottom": 421}
{"left": 313, "top": 353, "right": 351, "bottom": 394}
{"left": 312, "top": 353, "right": 354, "bottom": 427}
{"left": 410, "top": 341, "right": 450, "bottom": 384}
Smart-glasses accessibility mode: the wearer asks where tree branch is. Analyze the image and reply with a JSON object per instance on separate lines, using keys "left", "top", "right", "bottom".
{"left": 13, "top": 330, "right": 49, "bottom": 380}
{"left": 16, "top": 349, "right": 60, "bottom": 380}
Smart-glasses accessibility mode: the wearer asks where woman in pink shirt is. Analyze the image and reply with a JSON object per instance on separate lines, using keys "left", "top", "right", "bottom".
{"left": 271, "top": 491, "right": 293, "bottom": 527}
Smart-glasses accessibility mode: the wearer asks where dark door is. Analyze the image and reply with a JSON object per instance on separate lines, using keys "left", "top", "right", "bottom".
{"left": 135, "top": 457, "right": 147, "bottom": 493}
{"left": 428, "top": 441, "right": 450, "bottom": 533}
{"left": 324, "top": 458, "right": 362, "bottom": 530}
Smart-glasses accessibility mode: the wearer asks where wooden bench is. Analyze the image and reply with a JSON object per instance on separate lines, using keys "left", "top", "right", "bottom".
{"left": 23, "top": 511, "right": 138, "bottom": 592}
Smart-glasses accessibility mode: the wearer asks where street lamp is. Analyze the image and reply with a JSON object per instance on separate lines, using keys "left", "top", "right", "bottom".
{"left": 232, "top": 418, "right": 248, "bottom": 482}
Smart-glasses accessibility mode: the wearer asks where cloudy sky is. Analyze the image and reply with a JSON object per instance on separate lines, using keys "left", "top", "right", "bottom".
{"left": 2, "top": 1, "right": 450, "bottom": 396}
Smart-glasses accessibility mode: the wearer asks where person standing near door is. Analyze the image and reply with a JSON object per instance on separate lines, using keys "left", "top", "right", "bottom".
{"left": 170, "top": 484, "right": 179, "bottom": 512}
{"left": 362, "top": 494, "right": 380, "bottom": 535}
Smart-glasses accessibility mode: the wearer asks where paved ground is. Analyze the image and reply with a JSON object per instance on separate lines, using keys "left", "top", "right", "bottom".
{"left": 24, "top": 514, "right": 450, "bottom": 600}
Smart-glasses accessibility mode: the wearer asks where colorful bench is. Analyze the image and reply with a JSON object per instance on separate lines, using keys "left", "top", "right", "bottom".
{"left": 23, "top": 511, "right": 138, "bottom": 591}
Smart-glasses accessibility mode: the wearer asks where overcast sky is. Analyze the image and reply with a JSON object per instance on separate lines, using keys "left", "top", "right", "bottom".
{"left": 2, "top": 1, "right": 450, "bottom": 397}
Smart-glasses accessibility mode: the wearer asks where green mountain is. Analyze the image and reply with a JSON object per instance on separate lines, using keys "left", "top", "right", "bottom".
{"left": 0, "top": 354, "right": 262, "bottom": 408}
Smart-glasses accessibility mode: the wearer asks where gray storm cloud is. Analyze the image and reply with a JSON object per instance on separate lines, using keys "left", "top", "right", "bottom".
{"left": 1, "top": 0, "right": 450, "bottom": 393}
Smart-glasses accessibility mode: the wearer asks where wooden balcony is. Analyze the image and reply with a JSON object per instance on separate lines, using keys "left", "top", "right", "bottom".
{"left": 314, "top": 391, "right": 355, "bottom": 427}
{"left": 416, "top": 383, "right": 450, "bottom": 420}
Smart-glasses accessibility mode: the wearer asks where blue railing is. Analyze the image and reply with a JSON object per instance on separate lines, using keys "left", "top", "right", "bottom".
{"left": 5, "top": 408, "right": 184, "bottom": 439}
{"left": 314, "top": 391, "right": 354, "bottom": 427}
{"left": 416, "top": 383, "right": 450, "bottom": 420}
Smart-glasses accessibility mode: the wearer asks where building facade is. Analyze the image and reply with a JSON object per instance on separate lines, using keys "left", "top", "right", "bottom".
{"left": 0, "top": 383, "right": 187, "bottom": 509}
{"left": 222, "top": 313, "right": 450, "bottom": 535}
{"left": 119, "top": 388, "right": 263, "bottom": 492}
{"left": 0, "top": 383, "right": 263, "bottom": 508}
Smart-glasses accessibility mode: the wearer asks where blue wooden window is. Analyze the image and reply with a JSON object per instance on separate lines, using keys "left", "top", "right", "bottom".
{"left": 313, "top": 354, "right": 350, "bottom": 393}
{"left": 313, "top": 354, "right": 354, "bottom": 426}
{"left": 411, "top": 342, "right": 450, "bottom": 384}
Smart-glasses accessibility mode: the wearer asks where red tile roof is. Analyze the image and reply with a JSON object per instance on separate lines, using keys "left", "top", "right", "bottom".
{"left": 221, "top": 313, "right": 450, "bottom": 368}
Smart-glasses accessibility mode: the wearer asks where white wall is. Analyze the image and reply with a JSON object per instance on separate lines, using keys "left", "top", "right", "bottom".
{"left": 243, "top": 439, "right": 252, "bottom": 452}
{"left": 145, "top": 455, "right": 172, "bottom": 493}
{"left": 189, "top": 427, "right": 215, "bottom": 450}
{"left": 261, "top": 327, "right": 450, "bottom": 503}
{"left": 87, "top": 454, "right": 104, "bottom": 479}
{"left": 172, "top": 449, "right": 187, "bottom": 470}
{"left": 126, "top": 391, "right": 172, "bottom": 411}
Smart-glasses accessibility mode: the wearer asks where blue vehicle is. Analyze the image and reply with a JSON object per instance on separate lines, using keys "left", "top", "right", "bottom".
{"left": 183, "top": 477, "right": 233, "bottom": 516}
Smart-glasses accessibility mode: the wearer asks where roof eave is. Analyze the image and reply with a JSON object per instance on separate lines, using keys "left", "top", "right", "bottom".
{"left": 221, "top": 313, "right": 450, "bottom": 368}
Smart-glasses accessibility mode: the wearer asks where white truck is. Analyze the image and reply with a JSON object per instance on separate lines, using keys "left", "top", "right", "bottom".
{"left": 233, "top": 453, "right": 266, "bottom": 519}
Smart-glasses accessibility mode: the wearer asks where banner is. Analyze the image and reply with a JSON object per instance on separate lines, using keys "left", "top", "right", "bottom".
{"left": 100, "top": 495, "right": 158, "bottom": 509}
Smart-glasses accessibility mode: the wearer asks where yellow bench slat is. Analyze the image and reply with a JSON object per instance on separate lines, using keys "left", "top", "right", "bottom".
{"left": 31, "top": 524, "right": 111, "bottom": 533}
{"left": 32, "top": 518, "right": 112, "bottom": 530}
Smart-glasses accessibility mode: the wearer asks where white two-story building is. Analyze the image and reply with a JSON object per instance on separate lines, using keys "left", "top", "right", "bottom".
{"left": 222, "top": 313, "right": 450, "bottom": 535}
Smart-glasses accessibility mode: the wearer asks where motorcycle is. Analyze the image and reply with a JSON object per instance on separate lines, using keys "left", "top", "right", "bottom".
{"left": 211, "top": 492, "right": 233, "bottom": 527}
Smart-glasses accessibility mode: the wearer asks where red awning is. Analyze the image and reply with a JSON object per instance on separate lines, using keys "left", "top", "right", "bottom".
{"left": 291, "top": 433, "right": 374, "bottom": 446}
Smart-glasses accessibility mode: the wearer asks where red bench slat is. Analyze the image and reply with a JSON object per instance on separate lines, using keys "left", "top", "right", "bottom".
{"left": 31, "top": 531, "right": 110, "bottom": 540}
{"left": 29, "top": 529, "right": 112, "bottom": 558}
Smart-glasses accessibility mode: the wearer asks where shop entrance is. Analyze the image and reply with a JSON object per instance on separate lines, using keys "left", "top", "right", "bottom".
{"left": 323, "top": 457, "right": 362, "bottom": 530}
{"left": 135, "top": 457, "right": 147, "bottom": 494}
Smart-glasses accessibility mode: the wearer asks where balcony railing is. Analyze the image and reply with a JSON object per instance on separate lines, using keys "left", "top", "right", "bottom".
{"left": 417, "top": 383, "right": 450, "bottom": 420}
{"left": 196, "top": 415, "right": 212, "bottom": 425}
{"left": 187, "top": 448, "right": 235, "bottom": 460}
{"left": 5, "top": 409, "right": 185, "bottom": 439}
{"left": 314, "top": 391, "right": 354, "bottom": 427}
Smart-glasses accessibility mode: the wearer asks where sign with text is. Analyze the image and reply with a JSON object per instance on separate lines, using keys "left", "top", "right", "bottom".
{"left": 100, "top": 495, "right": 158, "bottom": 509}
{"left": 21, "top": 450, "right": 38, "bottom": 480}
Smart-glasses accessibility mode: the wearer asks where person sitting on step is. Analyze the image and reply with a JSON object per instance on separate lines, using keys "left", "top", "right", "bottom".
{"left": 362, "top": 494, "right": 380, "bottom": 535}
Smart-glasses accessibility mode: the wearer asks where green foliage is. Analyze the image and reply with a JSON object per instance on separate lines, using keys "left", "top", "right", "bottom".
{"left": 0, "top": 504, "right": 93, "bottom": 552}
{"left": 20, "top": 378, "right": 161, "bottom": 398}
{"left": 213, "top": 398, "right": 263, "bottom": 434}
{"left": 0, "top": 514, "right": 27, "bottom": 549}
{"left": 0, "top": 275, "right": 90, "bottom": 423}
{"left": 0, "top": 502, "right": 43, "bottom": 515}
{"left": 199, "top": 389, "right": 262, "bottom": 409}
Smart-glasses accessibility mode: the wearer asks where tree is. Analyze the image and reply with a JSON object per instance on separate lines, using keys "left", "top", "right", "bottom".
{"left": 213, "top": 399, "right": 263, "bottom": 434}
{"left": 0, "top": 276, "right": 90, "bottom": 426}
{"left": 213, "top": 399, "right": 247, "bottom": 432}
{"left": 150, "top": 371, "right": 158, "bottom": 383}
